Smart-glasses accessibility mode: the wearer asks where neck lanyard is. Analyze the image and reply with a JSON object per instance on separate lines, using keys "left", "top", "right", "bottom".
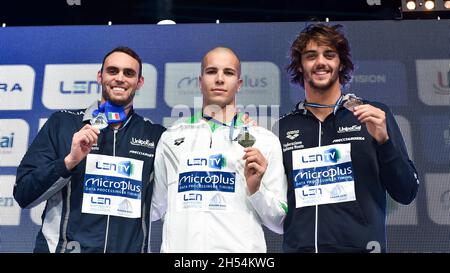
{"left": 303, "top": 95, "right": 344, "bottom": 115}
{"left": 202, "top": 112, "right": 238, "bottom": 141}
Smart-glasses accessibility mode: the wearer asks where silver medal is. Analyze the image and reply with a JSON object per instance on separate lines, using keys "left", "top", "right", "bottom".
{"left": 90, "top": 112, "right": 108, "bottom": 130}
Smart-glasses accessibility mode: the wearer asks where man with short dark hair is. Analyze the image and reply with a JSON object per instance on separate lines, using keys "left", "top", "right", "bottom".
{"left": 14, "top": 46, "right": 165, "bottom": 253}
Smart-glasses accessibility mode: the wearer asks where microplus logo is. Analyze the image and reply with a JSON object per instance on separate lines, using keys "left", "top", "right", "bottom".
{"left": 175, "top": 74, "right": 268, "bottom": 90}
{"left": 84, "top": 176, "right": 141, "bottom": 195}
{"left": 237, "top": 62, "right": 280, "bottom": 106}
{"left": 0, "top": 65, "right": 35, "bottom": 110}
{"left": 294, "top": 164, "right": 353, "bottom": 186}
{"left": 301, "top": 148, "right": 341, "bottom": 164}
{"left": 178, "top": 171, "right": 236, "bottom": 193}
{"left": 177, "top": 76, "right": 198, "bottom": 89}
{"left": 165, "top": 62, "right": 200, "bottom": 107}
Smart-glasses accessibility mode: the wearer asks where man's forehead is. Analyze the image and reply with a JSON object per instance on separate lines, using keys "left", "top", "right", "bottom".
{"left": 104, "top": 52, "right": 139, "bottom": 67}
{"left": 203, "top": 53, "right": 239, "bottom": 69}
{"left": 204, "top": 63, "right": 238, "bottom": 70}
{"left": 304, "top": 41, "right": 336, "bottom": 52}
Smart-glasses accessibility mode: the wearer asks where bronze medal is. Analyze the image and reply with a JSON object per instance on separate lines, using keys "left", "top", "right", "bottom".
{"left": 237, "top": 131, "right": 255, "bottom": 148}
{"left": 343, "top": 96, "right": 363, "bottom": 111}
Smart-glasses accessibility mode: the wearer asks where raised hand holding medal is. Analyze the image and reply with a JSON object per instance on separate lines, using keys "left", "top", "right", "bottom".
{"left": 241, "top": 132, "right": 267, "bottom": 195}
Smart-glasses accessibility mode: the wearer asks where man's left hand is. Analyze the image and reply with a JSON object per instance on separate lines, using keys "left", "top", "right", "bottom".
{"left": 243, "top": 147, "right": 268, "bottom": 195}
{"left": 353, "top": 104, "right": 389, "bottom": 144}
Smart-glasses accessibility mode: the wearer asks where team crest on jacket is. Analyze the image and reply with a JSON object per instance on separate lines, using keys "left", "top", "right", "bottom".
{"left": 174, "top": 137, "right": 185, "bottom": 146}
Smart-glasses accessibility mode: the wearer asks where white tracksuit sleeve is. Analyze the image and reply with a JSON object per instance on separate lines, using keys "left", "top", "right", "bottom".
{"left": 248, "top": 136, "right": 288, "bottom": 234}
{"left": 150, "top": 136, "right": 168, "bottom": 222}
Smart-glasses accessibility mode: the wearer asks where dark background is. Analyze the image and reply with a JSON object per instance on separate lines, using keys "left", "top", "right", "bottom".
{"left": 0, "top": 0, "right": 448, "bottom": 26}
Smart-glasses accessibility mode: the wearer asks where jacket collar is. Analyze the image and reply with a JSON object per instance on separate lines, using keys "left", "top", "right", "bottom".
{"left": 83, "top": 101, "right": 134, "bottom": 129}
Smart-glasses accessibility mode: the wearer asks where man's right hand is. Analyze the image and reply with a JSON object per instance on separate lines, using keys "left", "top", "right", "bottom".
{"left": 64, "top": 124, "right": 100, "bottom": 171}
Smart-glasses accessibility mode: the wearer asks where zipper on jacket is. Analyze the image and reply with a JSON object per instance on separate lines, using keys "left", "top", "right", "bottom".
{"left": 103, "top": 128, "right": 118, "bottom": 253}
{"left": 315, "top": 121, "right": 322, "bottom": 253}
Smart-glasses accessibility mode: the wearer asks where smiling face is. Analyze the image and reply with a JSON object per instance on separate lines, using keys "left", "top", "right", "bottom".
{"left": 300, "top": 41, "right": 341, "bottom": 93}
{"left": 199, "top": 48, "right": 243, "bottom": 109}
{"left": 97, "top": 51, "right": 144, "bottom": 106}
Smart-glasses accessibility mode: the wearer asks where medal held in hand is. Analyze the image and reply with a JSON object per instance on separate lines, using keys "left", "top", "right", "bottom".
{"left": 237, "top": 128, "right": 255, "bottom": 148}
{"left": 343, "top": 95, "right": 364, "bottom": 111}
{"left": 90, "top": 112, "right": 108, "bottom": 130}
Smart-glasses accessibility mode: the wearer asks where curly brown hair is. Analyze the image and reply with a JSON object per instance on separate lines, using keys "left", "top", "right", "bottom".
{"left": 287, "top": 23, "right": 354, "bottom": 88}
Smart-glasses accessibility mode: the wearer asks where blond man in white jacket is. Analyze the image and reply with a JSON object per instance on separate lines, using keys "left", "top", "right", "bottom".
{"left": 151, "top": 47, "right": 287, "bottom": 252}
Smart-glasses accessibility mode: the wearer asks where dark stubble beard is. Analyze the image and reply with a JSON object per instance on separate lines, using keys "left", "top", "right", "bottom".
{"left": 101, "top": 86, "right": 136, "bottom": 106}
{"left": 307, "top": 69, "right": 339, "bottom": 93}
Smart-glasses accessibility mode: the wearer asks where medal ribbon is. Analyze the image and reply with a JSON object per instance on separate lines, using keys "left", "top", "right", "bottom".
{"left": 202, "top": 112, "right": 238, "bottom": 141}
